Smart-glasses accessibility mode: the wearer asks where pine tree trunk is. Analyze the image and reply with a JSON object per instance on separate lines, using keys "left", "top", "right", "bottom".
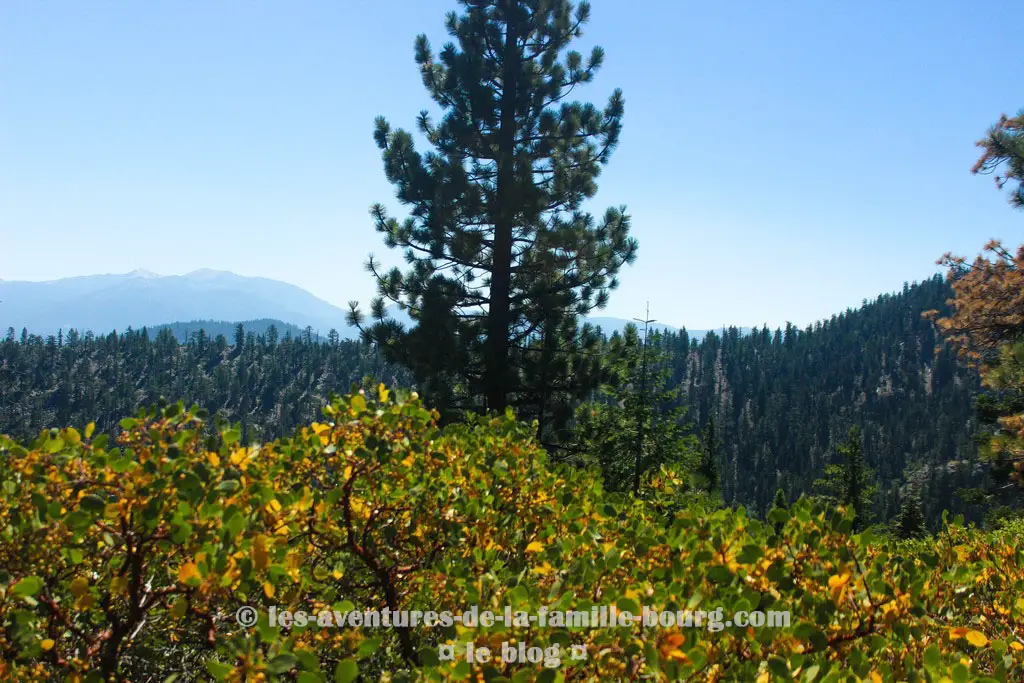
{"left": 485, "top": 7, "right": 519, "bottom": 414}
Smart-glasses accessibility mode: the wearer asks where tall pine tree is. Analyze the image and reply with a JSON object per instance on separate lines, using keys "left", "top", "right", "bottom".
{"left": 813, "top": 426, "right": 878, "bottom": 530}
{"left": 348, "top": 0, "right": 637, "bottom": 429}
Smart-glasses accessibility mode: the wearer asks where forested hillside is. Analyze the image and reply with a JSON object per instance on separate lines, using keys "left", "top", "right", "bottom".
{"left": 663, "top": 274, "right": 982, "bottom": 526}
{"left": 0, "top": 324, "right": 412, "bottom": 446}
{"left": 0, "top": 276, "right": 983, "bottom": 527}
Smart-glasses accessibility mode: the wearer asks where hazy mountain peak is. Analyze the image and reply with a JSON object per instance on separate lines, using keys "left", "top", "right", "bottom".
{"left": 0, "top": 269, "right": 720, "bottom": 342}
{"left": 183, "top": 268, "right": 235, "bottom": 278}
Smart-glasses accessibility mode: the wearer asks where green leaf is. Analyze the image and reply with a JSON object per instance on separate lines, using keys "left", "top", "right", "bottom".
{"left": 170, "top": 523, "right": 192, "bottom": 544}
{"left": 737, "top": 544, "right": 764, "bottom": 564}
{"left": 79, "top": 494, "right": 106, "bottom": 512}
{"left": 295, "top": 649, "right": 319, "bottom": 670}
{"left": 357, "top": 636, "right": 382, "bottom": 657}
{"left": 767, "top": 656, "right": 789, "bottom": 677}
{"left": 334, "top": 660, "right": 359, "bottom": 683}
{"left": 12, "top": 576, "right": 43, "bottom": 597}
{"left": 768, "top": 508, "right": 790, "bottom": 525}
{"left": 616, "top": 597, "right": 640, "bottom": 615}
{"left": 267, "top": 654, "right": 298, "bottom": 674}
{"left": 350, "top": 394, "right": 367, "bottom": 412}
{"left": 794, "top": 622, "right": 828, "bottom": 651}
{"left": 418, "top": 647, "right": 440, "bottom": 667}
{"left": 707, "top": 565, "right": 733, "bottom": 584}
{"left": 205, "top": 660, "right": 234, "bottom": 681}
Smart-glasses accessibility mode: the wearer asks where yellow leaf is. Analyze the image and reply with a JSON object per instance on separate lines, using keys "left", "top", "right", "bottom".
{"left": 41, "top": 638, "right": 55, "bottom": 651}
{"left": 965, "top": 630, "right": 989, "bottom": 647}
{"left": 65, "top": 427, "right": 81, "bottom": 444}
{"left": 69, "top": 577, "right": 89, "bottom": 598}
{"left": 263, "top": 581, "right": 275, "bottom": 598}
{"left": 178, "top": 562, "right": 201, "bottom": 584}
{"left": 286, "top": 552, "right": 303, "bottom": 570}
{"left": 526, "top": 541, "right": 544, "bottom": 553}
{"left": 949, "top": 627, "right": 969, "bottom": 639}
{"left": 74, "top": 593, "right": 96, "bottom": 610}
{"left": 663, "top": 633, "right": 685, "bottom": 649}
{"left": 207, "top": 452, "right": 221, "bottom": 467}
{"left": 869, "top": 672, "right": 883, "bottom": 683}
{"left": 85, "top": 422, "right": 95, "bottom": 439}
{"left": 378, "top": 383, "right": 390, "bottom": 402}
{"left": 252, "top": 535, "right": 270, "bottom": 571}
{"left": 828, "top": 571, "right": 851, "bottom": 602}
{"left": 1010, "top": 641, "right": 1023, "bottom": 651}
{"left": 110, "top": 575, "right": 129, "bottom": 595}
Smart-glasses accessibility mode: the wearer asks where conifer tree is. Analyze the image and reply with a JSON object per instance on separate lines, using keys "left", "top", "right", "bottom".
{"left": 348, "top": 0, "right": 637, "bottom": 426}
{"left": 895, "top": 492, "right": 927, "bottom": 539}
{"left": 698, "top": 416, "right": 722, "bottom": 495}
{"left": 567, "top": 326, "right": 698, "bottom": 494}
{"left": 770, "top": 487, "right": 789, "bottom": 533}
{"left": 813, "top": 426, "right": 878, "bottom": 530}
{"left": 973, "top": 108, "right": 1024, "bottom": 209}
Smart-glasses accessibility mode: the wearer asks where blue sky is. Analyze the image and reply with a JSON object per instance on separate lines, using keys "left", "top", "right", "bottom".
{"left": 1, "top": 0, "right": 1019, "bottom": 330}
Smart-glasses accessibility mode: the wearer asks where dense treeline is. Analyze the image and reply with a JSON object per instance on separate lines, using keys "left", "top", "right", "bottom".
{"left": 0, "top": 324, "right": 411, "bottom": 446}
{"left": 0, "top": 275, "right": 984, "bottom": 528}
{"left": 660, "top": 274, "right": 983, "bottom": 527}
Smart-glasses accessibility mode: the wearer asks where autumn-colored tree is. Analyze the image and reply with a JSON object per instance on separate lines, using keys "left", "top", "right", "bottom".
{"left": 928, "top": 115, "right": 1024, "bottom": 484}
{"left": 928, "top": 240, "right": 1024, "bottom": 365}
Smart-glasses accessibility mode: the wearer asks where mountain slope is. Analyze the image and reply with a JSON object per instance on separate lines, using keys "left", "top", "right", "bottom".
{"left": 660, "top": 275, "right": 983, "bottom": 527}
{"left": 0, "top": 270, "right": 356, "bottom": 338}
{"left": 0, "top": 271, "right": 712, "bottom": 340}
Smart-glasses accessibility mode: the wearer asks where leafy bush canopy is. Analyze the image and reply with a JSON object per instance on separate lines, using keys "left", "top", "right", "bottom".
{"left": 2, "top": 389, "right": 1022, "bottom": 681}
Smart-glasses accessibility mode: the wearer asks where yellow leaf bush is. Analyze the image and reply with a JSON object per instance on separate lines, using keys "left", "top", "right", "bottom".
{"left": 1, "top": 392, "right": 1022, "bottom": 681}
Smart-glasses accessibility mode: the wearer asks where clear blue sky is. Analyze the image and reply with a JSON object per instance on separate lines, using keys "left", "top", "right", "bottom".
{"left": 1, "top": 0, "right": 1019, "bottom": 330}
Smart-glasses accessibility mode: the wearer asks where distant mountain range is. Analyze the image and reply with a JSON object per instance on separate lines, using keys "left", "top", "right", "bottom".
{"left": 0, "top": 270, "right": 723, "bottom": 340}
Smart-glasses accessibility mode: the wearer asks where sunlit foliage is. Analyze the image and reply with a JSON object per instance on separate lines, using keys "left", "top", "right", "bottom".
{"left": 2, "top": 391, "right": 1022, "bottom": 681}
{"left": 929, "top": 240, "right": 1024, "bottom": 486}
